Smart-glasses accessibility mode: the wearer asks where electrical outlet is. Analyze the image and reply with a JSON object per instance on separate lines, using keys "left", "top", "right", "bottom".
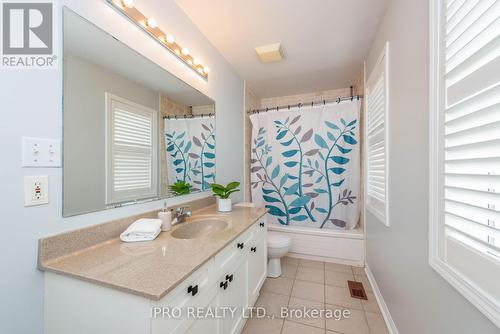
{"left": 24, "top": 176, "right": 49, "bottom": 206}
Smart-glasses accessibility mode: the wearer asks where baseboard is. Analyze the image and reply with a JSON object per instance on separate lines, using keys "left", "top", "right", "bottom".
{"left": 286, "top": 252, "right": 364, "bottom": 267}
{"left": 365, "top": 265, "right": 399, "bottom": 334}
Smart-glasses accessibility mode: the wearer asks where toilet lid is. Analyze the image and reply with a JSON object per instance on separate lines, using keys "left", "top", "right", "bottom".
{"left": 267, "top": 232, "right": 291, "bottom": 247}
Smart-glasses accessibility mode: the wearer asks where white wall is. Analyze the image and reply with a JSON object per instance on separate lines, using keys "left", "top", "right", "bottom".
{"left": 365, "top": 0, "right": 499, "bottom": 333}
{"left": 0, "top": 1, "right": 244, "bottom": 333}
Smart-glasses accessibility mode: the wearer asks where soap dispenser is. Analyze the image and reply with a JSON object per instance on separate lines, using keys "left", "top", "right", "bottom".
{"left": 158, "top": 202, "right": 173, "bottom": 232}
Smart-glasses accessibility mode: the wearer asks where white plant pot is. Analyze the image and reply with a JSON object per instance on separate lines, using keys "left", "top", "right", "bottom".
{"left": 217, "top": 198, "right": 232, "bottom": 212}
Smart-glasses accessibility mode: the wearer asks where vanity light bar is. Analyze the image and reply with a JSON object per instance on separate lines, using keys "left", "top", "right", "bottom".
{"left": 107, "top": 0, "right": 209, "bottom": 79}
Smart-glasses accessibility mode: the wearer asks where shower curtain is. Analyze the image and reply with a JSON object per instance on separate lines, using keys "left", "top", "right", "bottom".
{"left": 250, "top": 101, "right": 360, "bottom": 229}
{"left": 164, "top": 116, "right": 215, "bottom": 192}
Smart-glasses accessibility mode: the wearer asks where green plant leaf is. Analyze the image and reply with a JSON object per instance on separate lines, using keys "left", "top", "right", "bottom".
{"left": 227, "top": 182, "right": 240, "bottom": 190}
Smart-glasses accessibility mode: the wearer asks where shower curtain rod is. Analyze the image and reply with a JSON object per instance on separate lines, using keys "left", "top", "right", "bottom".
{"left": 163, "top": 113, "right": 215, "bottom": 119}
{"left": 246, "top": 94, "right": 363, "bottom": 115}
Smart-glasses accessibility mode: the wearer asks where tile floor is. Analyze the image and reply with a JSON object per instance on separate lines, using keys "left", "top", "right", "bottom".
{"left": 242, "top": 257, "right": 389, "bottom": 334}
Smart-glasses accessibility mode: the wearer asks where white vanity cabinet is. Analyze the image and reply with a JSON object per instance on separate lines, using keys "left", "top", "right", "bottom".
{"left": 44, "top": 219, "right": 267, "bottom": 334}
{"left": 247, "top": 221, "right": 267, "bottom": 305}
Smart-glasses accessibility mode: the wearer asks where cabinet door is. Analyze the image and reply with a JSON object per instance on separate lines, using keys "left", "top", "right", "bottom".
{"left": 184, "top": 287, "right": 222, "bottom": 334}
{"left": 247, "top": 234, "right": 267, "bottom": 305}
{"left": 219, "top": 259, "right": 248, "bottom": 334}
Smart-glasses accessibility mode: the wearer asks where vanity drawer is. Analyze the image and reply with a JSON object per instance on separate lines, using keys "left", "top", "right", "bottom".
{"left": 152, "top": 259, "right": 214, "bottom": 334}
{"left": 250, "top": 218, "right": 267, "bottom": 240}
{"left": 214, "top": 227, "right": 253, "bottom": 273}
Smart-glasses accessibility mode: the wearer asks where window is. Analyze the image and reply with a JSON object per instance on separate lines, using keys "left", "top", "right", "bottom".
{"left": 106, "top": 93, "right": 158, "bottom": 205}
{"left": 366, "top": 42, "right": 389, "bottom": 226}
{"left": 430, "top": 0, "right": 500, "bottom": 326}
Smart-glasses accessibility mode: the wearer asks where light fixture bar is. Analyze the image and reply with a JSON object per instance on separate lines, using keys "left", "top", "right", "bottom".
{"left": 107, "top": 0, "right": 209, "bottom": 79}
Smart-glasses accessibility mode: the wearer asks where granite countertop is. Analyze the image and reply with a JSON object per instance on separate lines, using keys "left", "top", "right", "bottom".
{"left": 39, "top": 205, "right": 267, "bottom": 300}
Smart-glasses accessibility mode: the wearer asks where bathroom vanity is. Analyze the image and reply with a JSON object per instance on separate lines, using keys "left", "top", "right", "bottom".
{"left": 40, "top": 205, "right": 267, "bottom": 334}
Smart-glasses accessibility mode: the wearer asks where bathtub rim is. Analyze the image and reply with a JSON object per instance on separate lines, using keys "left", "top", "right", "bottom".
{"left": 267, "top": 221, "right": 364, "bottom": 240}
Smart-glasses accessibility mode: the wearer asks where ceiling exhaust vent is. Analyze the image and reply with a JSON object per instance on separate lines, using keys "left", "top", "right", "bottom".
{"left": 255, "top": 43, "right": 284, "bottom": 63}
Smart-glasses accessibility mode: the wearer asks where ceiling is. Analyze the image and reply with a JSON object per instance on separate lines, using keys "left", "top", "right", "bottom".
{"left": 175, "top": 0, "right": 388, "bottom": 98}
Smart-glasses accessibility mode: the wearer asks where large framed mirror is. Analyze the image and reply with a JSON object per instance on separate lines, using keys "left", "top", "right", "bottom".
{"left": 63, "top": 8, "right": 215, "bottom": 217}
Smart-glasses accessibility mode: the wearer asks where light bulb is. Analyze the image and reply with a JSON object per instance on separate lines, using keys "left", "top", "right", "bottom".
{"left": 122, "top": 0, "right": 134, "bottom": 8}
{"left": 146, "top": 17, "right": 157, "bottom": 28}
{"left": 181, "top": 48, "right": 190, "bottom": 56}
{"left": 203, "top": 67, "right": 210, "bottom": 74}
{"left": 197, "top": 68, "right": 204, "bottom": 73}
{"left": 166, "top": 34, "right": 175, "bottom": 44}
{"left": 175, "top": 49, "right": 181, "bottom": 55}
{"left": 187, "top": 59, "right": 193, "bottom": 65}
{"left": 193, "top": 58, "right": 200, "bottom": 65}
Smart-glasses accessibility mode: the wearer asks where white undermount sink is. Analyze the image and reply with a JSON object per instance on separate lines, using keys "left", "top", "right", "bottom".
{"left": 171, "top": 217, "right": 228, "bottom": 239}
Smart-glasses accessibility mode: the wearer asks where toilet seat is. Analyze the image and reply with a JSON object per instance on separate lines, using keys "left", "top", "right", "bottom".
{"left": 267, "top": 232, "right": 291, "bottom": 248}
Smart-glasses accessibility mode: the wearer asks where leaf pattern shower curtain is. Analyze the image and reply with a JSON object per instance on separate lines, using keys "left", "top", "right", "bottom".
{"left": 165, "top": 116, "right": 215, "bottom": 192}
{"left": 250, "top": 101, "right": 360, "bottom": 229}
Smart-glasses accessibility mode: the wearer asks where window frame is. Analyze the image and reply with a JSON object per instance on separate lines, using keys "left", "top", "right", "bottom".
{"left": 365, "top": 42, "right": 390, "bottom": 227}
{"left": 429, "top": 0, "right": 500, "bottom": 327}
{"left": 105, "top": 93, "right": 158, "bottom": 205}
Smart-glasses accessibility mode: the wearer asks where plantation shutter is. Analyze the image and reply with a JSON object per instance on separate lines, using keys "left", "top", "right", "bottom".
{"left": 443, "top": 0, "right": 500, "bottom": 260}
{"left": 106, "top": 94, "right": 158, "bottom": 204}
{"left": 366, "top": 44, "right": 389, "bottom": 225}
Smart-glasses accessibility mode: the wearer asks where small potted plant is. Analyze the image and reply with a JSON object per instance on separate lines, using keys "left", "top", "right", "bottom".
{"left": 210, "top": 182, "right": 240, "bottom": 212}
{"left": 170, "top": 181, "right": 192, "bottom": 196}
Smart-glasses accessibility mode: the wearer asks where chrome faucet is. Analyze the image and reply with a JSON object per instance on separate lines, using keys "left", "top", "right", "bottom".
{"left": 174, "top": 206, "right": 192, "bottom": 223}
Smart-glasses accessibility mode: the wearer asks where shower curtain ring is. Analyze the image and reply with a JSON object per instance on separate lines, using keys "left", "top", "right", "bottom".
{"left": 298, "top": 103, "right": 302, "bottom": 108}
{"left": 323, "top": 100, "right": 326, "bottom": 105}
{"left": 337, "top": 97, "right": 341, "bottom": 103}
{"left": 311, "top": 101, "right": 314, "bottom": 107}
{"left": 288, "top": 105, "right": 290, "bottom": 110}
{"left": 276, "top": 106, "right": 279, "bottom": 111}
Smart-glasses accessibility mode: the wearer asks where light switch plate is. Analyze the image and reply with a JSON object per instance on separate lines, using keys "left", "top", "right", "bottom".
{"left": 24, "top": 176, "right": 49, "bottom": 206}
{"left": 22, "top": 137, "right": 61, "bottom": 167}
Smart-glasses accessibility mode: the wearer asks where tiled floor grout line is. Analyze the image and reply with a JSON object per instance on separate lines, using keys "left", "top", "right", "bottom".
{"left": 279, "top": 267, "right": 297, "bottom": 334}
{"left": 323, "top": 261, "right": 327, "bottom": 333}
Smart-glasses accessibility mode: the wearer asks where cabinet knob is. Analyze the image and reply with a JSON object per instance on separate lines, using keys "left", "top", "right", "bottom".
{"left": 237, "top": 242, "right": 244, "bottom": 249}
{"left": 220, "top": 281, "right": 228, "bottom": 290}
{"left": 226, "top": 274, "right": 233, "bottom": 282}
{"left": 259, "top": 222, "right": 265, "bottom": 227}
{"left": 251, "top": 247, "right": 257, "bottom": 253}
{"left": 187, "top": 285, "right": 198, "bottom": 296}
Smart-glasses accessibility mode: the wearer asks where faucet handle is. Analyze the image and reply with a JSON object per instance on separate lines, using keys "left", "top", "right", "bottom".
{"left": 176, "top": 206, "right": 190, "bottom": 213}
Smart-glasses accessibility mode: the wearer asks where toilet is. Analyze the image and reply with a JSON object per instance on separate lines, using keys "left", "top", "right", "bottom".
{"left": 267, "top": 232, "right": 292, "bottom": 278}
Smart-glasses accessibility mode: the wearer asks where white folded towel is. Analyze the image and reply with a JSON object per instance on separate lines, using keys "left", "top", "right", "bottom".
{"left": 120, "top": 218, "right": 162, "bottom": 243}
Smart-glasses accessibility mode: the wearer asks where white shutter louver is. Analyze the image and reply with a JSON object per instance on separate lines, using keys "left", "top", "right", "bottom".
{"left": 106, "top": 94, "right": 158, "bottom": 204}
{"left": 366, "top": 44, "right": 389, "bottom": 225}
{"left": 444, "top": 0, "right": 500, "bottom": 259}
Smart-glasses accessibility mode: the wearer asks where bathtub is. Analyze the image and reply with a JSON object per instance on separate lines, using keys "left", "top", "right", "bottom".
{"left": 235, "top": 203, "right": 365, "bottom": 266}
{"left": 267, "top": 219, "right": 365, "bottom": 266}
